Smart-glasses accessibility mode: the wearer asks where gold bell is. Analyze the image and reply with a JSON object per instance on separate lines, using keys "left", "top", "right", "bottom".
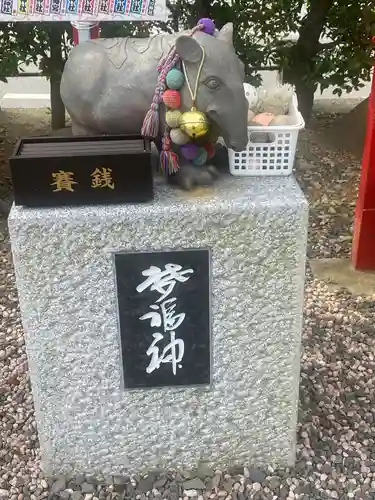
{"left": 180, "top": 109, "right": 209, "bottom": 139}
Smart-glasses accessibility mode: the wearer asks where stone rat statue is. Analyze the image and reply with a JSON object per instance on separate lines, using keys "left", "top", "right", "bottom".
{"left": 60, "top": 23, "right": 249, "bottom": 190}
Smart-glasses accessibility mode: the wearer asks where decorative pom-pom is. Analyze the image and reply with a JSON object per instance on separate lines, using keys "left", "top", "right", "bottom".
{"left": 198, "top": 17, "right": 215, "bottom": 35}
{"left": 166, "top": 68, "right": 185, "bottom": 90}
{"left": 192, "top": 146, "right": 208, "bottom": 166}
{"left": 180, "top": 143, "right": 198, "bottom": 161}
{"left": 162, "top": 89, "right": 181, "bottom": 109}
{"left": 203, "top": 142, "right": 216, "bottom": 160}
{"left": 166, "top": 110, "right": 182, "bottom": 128}
{"left": 170, "top": 128, "right": 190, "bottom": 145}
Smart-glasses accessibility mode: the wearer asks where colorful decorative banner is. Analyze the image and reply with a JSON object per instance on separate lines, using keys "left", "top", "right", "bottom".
{"left": 81, "top": 0, "right": 93, "bottom": 15}
{"left": 0, "top": 0, "right": 166, "bottom": 19}
{"left": 113, "top": 0, "right": 124, "bottom": 14}
{"left": 18, "top": 0, "right": 28, "bottom": 15}
{"left": 129, "top": 0, "right": 141, "bottom": 14}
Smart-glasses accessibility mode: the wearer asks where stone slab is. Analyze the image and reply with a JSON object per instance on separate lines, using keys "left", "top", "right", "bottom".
{"left": 309, "top": 258, "right": 375, "bottom": 295}
{"left": 8, "top": 175, "right": 308, "bottom": 476}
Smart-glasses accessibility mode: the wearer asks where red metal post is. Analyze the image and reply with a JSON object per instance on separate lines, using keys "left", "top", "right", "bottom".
{"left": 90, "top": 23, "right": 100, "bottom": 40}
{"left": 352, "top": 38, "right": 375, "bottom": 270}
{"left": 71, "top": 21, "right": 100, "bottom": 46}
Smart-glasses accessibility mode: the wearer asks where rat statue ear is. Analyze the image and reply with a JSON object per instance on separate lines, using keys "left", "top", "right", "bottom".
{"left": 217, "top": 22, "right": 233, "bottom": 45}
{"left": 175, "top": 35, "right": 203, "bottom": 63}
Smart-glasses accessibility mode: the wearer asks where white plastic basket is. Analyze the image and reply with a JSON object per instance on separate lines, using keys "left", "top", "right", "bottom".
{"left": 228, "top": 94, "right": 305, "bottom": 176}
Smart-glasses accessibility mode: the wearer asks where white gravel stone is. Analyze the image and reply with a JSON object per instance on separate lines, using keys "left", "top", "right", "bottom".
{"left": 184, "top": 491, "right": 197, "bottom": 498}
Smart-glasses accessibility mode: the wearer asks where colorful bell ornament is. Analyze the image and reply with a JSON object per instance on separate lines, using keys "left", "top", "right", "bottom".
{"left": 170, "top": 128, "right": 190, "bottom": 145}
{"left": 166, "top": 109, "right": 182, "bottom": 128}
{"left": 180, "top": 109, "right": 209, "bottom": 140}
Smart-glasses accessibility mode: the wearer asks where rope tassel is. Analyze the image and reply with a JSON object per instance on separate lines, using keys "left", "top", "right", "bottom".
{"left": 160, "top": 133, "right": 180, "bottom": 174}
{"left": 160, "top": 149, "right": 179, "bottom": 174}
{"left": 141, "top": 50, "right": 181, "bottom": 138}
{"left": 141, "top": 103, "right": 160, "bottom": 138}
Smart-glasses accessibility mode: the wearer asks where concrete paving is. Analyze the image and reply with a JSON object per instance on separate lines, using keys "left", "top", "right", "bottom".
{"left": 309, "top": 258, "right": 375, "bottom": 296}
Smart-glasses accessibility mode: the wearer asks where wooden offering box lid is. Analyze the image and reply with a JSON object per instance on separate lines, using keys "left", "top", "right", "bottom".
{"left": 9, "top": 134, "right": 154, "bottom": 207}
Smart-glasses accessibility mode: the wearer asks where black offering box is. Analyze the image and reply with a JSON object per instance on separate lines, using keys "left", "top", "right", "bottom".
{"left": 9, "top": 135, "right": 154, "bottom": 207}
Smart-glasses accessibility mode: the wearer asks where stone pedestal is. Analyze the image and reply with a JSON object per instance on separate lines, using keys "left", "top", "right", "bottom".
{"left": 8, "top": 176, "right": 308, "bottom": 476}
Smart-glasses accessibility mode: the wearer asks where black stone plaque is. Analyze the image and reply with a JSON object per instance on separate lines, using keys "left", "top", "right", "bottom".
{"left": 114, "top": 249, "right": 211, "bottom": 389}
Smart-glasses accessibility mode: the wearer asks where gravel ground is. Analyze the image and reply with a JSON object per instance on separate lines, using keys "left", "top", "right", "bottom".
{"left": 0, "top": 104, "right": 373, "bottom": 500}
{"left": 295, "top": 107, "right": 361, "bottom": 261}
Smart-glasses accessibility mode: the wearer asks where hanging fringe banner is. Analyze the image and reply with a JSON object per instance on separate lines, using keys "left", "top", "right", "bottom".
{"left": 0, "top": 0, "right": 165, "bottom": 20}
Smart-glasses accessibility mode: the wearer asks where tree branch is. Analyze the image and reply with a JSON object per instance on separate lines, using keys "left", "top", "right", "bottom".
{"left": 166, "top": 0, "right": 174, "bottom": 13}
{"left": 297, "top": 0, "right": 334, "bottom": 56}
{"left": 166, "top": 0, "right": 180, "bottom": 32}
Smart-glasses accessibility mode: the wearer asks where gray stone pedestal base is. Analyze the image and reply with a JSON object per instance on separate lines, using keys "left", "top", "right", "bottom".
{"left": 8, "top": 176, "right": 308, "bottom": 476}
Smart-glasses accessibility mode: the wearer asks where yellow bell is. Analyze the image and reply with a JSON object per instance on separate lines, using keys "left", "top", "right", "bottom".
{"left": 180, "top": 109, "right": 209, "bottom": 139}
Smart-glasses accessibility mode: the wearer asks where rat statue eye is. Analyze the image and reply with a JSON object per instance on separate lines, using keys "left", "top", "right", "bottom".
{"left": 204, "top": 78, "right": 220, "bottom": 90}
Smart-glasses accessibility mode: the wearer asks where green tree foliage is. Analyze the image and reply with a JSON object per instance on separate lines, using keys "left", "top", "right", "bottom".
{"left": 168, "top": 0, "right": 374, "bottom": 121}
{"left": 0, "top": 24, "right": 28, "bottom": 80}
{"left": 236, "top": 0, "right": 375, "bottom": 120}
{"left": 0, "top": 0, "right": 373, "bottom": 126}
{"left": 0, "top": 22, "right": 72, "bottom": 128}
